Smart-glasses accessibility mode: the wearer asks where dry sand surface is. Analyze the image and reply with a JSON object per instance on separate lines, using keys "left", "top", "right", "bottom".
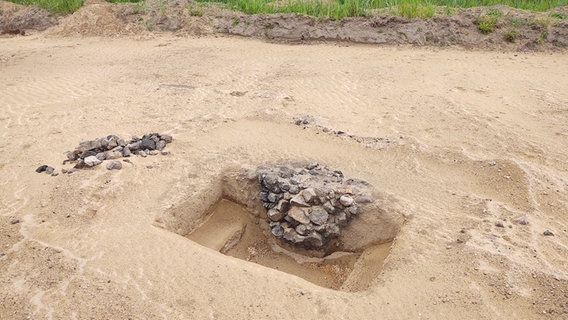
{"left": 1, "top": 34, "right": 568, "bottom": 319}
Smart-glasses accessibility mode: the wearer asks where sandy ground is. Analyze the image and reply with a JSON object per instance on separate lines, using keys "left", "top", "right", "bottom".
{"left": 1, "top": 35, "right": 568, "bottom": 319}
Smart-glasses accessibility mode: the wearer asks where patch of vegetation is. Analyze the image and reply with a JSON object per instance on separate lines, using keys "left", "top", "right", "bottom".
{"left": 231, "top": 17, "right": 240, "bottom": 26}
{"left": 397, "top": 2, "right": 435, "bottom": 18}
{"left": 536, "top": 30, "right": 548, "bottom": 43}
{"left": 188, "top": 5, "right": 204, "bottom": 16}
{"left": 5, "top": 0, "right": 568, "bottom": 18}
{"left": 7, "top": 0, "right": 83, "bottom": 13}
{"left": 503, "top": 29, "right": 518, "bottom": 42}
{"left": 549, "top": 11, "right": 567, "bottom": 19}
{"left": 476, "top": 9, "right": 501, "bottom": 34}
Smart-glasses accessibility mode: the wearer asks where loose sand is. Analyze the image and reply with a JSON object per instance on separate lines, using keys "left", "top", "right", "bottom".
{"left": 1, "top": 35, "right": 567, "bottom": 319}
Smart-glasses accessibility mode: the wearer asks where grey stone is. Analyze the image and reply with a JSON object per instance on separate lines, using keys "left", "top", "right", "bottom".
{"left": 271, "top": 225, "right": 284, "bottom": 237}
{"left": 302, "top": 188, "right": 317, "bottom": 204}
{"left": 122, "top": 146, "right": 131, "bottom": 157}
{"left": 80, "top": 150, "right": 97, "bottom": 159}
{"left": 304, "top": 232, "right": 324, "bottom": 247}
{"left": 35, "top": 165, "right": 48, "bottom": 173}
{"left": 309, "top": 209, "right": 329, "bottom": 226}
{"left": 515, "top": 216, "right": 529, "bottom": 225}
{"left": 107, "top": 139, "right": 118, "bottom": 149}
{"left": 141, "top": 138, "right": 156, "bottom": 150}
{"left": 283, "top": 228, "right": 298, "bottom": 242}
{"left": 323, "top": 201, "right": 335, "bottom": 214}
{"left": 128, "top": 141, "right": 141, "bottom": 151}
{"left": 267, "top": 209, "right": 284, "bottom": 222}
{"left": 105, "top": 151, "right": 122, "bottom": 160}
{"left": 324, "top": 223, "right": 340, "bottom": 237}
{"left": 160, "top": 134, "right": 173, "bottom": 143}
{"left": 293, "top": 234, "right": 306, "bottom": 243}
{"left": 160, "top": 148, "right": 170, "bottom": 155}
{"left": 45, "top": 166, "right": 55, "bottom": 175}
{"left": 346, "top": 205, "right": 358, "bottom": 216}
{"left": 267, "top": 193, "right": 278, "bottom": 203}
{"left": 336, "top": 211, "right": 348, "bottom": 226}
{"left": 296, "top": 224, "right": 308, "bottom": 236}
{"left": 117, "top": 139, "right": 127, "bottom": 147}
{"left": 139, "top": 150, "right": 147, "bottom": 157}
{"left": 339, "top": 195, "right": 354, "bottom": 207}
{"left": 287, "top": 207, "right": 310, "bottom": 225}
{"left": 96, "top": 152, "right": 106, "bottom": 161}
{"left": 306, "top": 162, "right": 318, "bottom": 170}
{"left": 274, "top": 200, "right": 290, "bottom": 213}
{"left": 543, "top": 230, "right": 554, "bottom": 236}
{"left": 290, "top": 194, "right": 310, "bottom": 207}
{"left": 149, "top": 150, "right": 159, "bottom": 156}
{"left": 66, "top": 151, "right": 76, "bottom": 161}
{"left": 289, "top": 185, "right": 300, "bottom": 194}
{"left": 84, "top": 156, "right": 102, "bottom": 167}
{"left": 156, "top": 140, "right": 167, "bottom": 151}
{"left": 106, "top": 161, "right": 122, "bottom": 170}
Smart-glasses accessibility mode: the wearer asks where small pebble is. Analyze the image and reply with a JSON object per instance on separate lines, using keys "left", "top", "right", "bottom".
{"left": 495, "top": 222, "right": 504, "bottom": 228}
{"left": 543, "top": 230, "right": 554, "bottom": 236}
{"left": 35, "top": 165, "right": 48, "bottom": 173}
{"left": 10, "top": 219, "right": 20, "bottom": 225}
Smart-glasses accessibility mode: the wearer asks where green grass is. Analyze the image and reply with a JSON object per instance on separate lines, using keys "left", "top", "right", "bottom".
{"left": 7, "top": 0, "right": 83, "bottom": 13}
{"left": 549, "top": 11, "right": 567, "bottom": 19}
{"left": 476, "top": 8, "right": 501, "bottom": 33}
{"left": 201, "top": 0, "right": 568, "bottom": 20}
{"left": 5, "top": 0, "right": 568, "bottom": 18}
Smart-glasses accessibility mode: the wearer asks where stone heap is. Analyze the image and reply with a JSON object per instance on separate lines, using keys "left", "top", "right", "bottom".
{"left": 67, "top": 133, "right": 172, "bottom": 169}
{"left": 258, "top": 163, "right": 373, "bottom": 250}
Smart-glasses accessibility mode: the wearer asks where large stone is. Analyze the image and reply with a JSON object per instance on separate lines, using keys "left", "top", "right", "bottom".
{"left": 324, "top": 223, "right": 341, "bottom": 237}
{"left": 309, "top": 209, "right": 329, "bottom": 226}
{"left": 122, "top": 146, "right": 131, "bottom": 157}
{"left": 288, "top": 185, "right": 300, "bottom": 194}
{"left": 339, "top": 195, "right": 354, "bottom": 207}
{"left": 95, "top": 152, "right": 106, "bottom": 161}
{"left": 287, "top": 207, "right": 310, "bottom": 225}
{"left": 283, "top": 228, "right": 298, "bottom": 242}
{"left": 84, "top": 156, "right": 101, "bottom": 167}
{"left": 290, "top": 194, "right": 310, "bottom": 207}
{"left": 267, "top": 209, "right": 284, "bottom": 222}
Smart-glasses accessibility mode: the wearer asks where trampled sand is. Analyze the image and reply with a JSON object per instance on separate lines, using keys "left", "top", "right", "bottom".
{"left": 1, "top": 35, "right": 567, "bottom": 319}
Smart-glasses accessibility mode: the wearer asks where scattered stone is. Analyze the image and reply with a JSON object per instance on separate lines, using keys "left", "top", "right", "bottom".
{"left": 51, "top": 172, "right": 59, "bottom": 177}
{"left": 160, "top": 148, "right": 170, "bottom": 155}
{"left": 61, "top": 168, "right": 68, "bottom": 173}
{"left": 45, "top": 166, "right": 55, "bottom": 175}
{"left": 10, "top": 219, "right": 20, "bottom": 225}
{"left": 62, "top": 133, "right": 173, "bottom": 170}
{"left": 0, "top": 253, "right": 5, "bottom": 258}
{"left": 495, "top": 222, "right": 505, "bottom": 228}
{"left": 36, "top": 165, "right": 48, "bottom": 173}
{"left": 271, "top": 225, "right": 284, "bottom": 237}
{"left": 339, "top": 195, "right": 354, "bottom": 207}
{"left": 515, "top": 216, "right": 529, "bottom": 225}
{"left": 543, "top": 230, "right": 554, "bottom": 236}
{"left": 106, "top": 161, "right": 122, "bottom": 170}
{"left": 84, "top": 156, "right": 102, "bottom": 167}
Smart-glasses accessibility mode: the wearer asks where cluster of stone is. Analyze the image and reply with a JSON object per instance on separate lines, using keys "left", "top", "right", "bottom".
{"left": 258, "top": 163, "right": 372, "bottom": 250}
{"left": 67, "top": 133, "right": 172, "bottom": 169}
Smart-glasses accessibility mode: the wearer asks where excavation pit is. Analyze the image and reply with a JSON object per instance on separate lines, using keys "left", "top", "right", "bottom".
{"left": 158, "top": 164, "right": 403, "bottom": 291}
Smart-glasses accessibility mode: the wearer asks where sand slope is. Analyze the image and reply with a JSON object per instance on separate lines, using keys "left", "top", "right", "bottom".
{"left": 0, "top": 35, "right": 567, "bottom": 319}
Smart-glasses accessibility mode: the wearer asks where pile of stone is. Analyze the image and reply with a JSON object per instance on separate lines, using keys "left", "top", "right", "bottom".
{"left": 67, "top": 133, "right": 173, "bottom": 169}
{"left": 258, "top": 163, "right": 373, "bottom": 250}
